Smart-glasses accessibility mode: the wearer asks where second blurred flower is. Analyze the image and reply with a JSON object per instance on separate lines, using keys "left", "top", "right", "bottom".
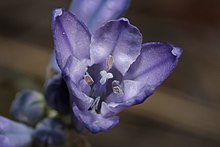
{"left": 69, "top": 0, "right": 131, "bottom": 33}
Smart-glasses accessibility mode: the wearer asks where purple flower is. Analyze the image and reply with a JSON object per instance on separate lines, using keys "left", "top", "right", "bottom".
{"left": 52, "top": 9, "right": 182, "bottom": 133}
{"left": 0, "top": 116, "right": 34, "bottom": 147}
{"left": 69, "top": 0, "right": 131, "bottom": 33}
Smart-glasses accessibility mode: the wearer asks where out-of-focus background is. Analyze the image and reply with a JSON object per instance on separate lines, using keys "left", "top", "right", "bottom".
{"left": 0, "top": 0, "right": 220, "bottom": 146}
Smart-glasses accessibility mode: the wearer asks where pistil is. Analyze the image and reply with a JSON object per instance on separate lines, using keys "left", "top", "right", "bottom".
{"left": 99, "top": 70, "right": 113, "bottom": 85}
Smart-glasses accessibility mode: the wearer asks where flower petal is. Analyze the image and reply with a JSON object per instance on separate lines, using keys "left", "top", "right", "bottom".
{"left": 126, "top": 42, "right": 182, "bottom": 84}
{"left": 122, "top": 80, "right": 153, "bottom": 105}
{"left": 52, "top": 8, "right": 91, "bottom": 70}
{"left": 0, "top": 136, "right": 11, "bottom": 147}
{"left": 69, "top": 87, "right": 118, "bottom": 133}
{"left": 90, "top": 18, "right": 142, "bottom": 75}
{"left": 0, "top": 116, "right": 34, "bottom": 147}
{"left": 72, "top": 105, "right": 119, "bottom": 133}
{"left": 122, "top": 42, "right": 182, "bottom": 104}
{"left": 69, "top": 0, "right": 131, "bottom": 33}
{"left": 105, "top": 80, "right": 151, "bottom": 112}
{"left": 67, "top": 79, "right": 97, "bottom": 113}
{"left": 66, "top": 78, "right": 118, "bottom": 133}
{"left": 62, "top": 55, "right": 88, "bottom": 84}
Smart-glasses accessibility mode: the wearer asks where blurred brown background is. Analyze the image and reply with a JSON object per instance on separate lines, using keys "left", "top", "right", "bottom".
{"left": 0, "top": 0, "right": 220, "bottom": 146}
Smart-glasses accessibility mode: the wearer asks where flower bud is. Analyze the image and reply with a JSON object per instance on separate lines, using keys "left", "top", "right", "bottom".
{"left": 10, "top": 90, "right": 46, "bottom": 125}
{"left": 33, "top": 118, "right": 66, "bottom": 147}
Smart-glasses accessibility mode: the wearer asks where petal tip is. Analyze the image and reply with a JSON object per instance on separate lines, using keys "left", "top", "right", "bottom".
{"left": 171, "top": 47, "right": 182, "bottom": 57}
{"left": 53, "top": 8, "right": 64, "bottom": 17}
{"left": 120, "top": 17, "right": 129, "bottom": 22}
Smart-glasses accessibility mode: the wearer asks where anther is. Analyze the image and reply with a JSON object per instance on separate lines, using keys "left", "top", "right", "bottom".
{"left": 112, "top": 80, "right": 123, "bottom": 94}
{"left": 84, "top": 72, "right": 94, "bottom": 85}
{"left": 88, "top": 97, "right": 101, "bottom": 113}
{"left": 106, "top": 55, "right": 114, "bottom": 70}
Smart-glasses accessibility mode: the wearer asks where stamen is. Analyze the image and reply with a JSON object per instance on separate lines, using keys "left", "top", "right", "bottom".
{"left": 100, "top": 70, "right": 113, "bottom": 85}
{"left": 112, "top": 80, "right": 123, "bottom": 94}
{"left": 106, "top": 55, "right": 114, "bottom": 70}
{"left": 84, "top": 72, "right": 94, "bottom": 85}
{"left": 88, "top": 97, "right": 102, "bottom": 113}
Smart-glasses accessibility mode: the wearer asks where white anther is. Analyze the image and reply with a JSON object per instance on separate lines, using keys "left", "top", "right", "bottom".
{"left": 107, "top": 55, "right": 114, "bottom": 70}
{"left": 99, "top": 70, "right": 113, "bottom": 85}
{"left": 54, "top": 9, "right": 63, "bottom": 17}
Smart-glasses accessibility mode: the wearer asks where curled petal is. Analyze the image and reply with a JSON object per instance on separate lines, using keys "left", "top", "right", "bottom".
{"left": 62, "top": 55, "right": 88, "bottom": 84}
{"left": 126, "top": 42, "right": 182, "bottom": 84}
{"left": 72, "top": 104, "right": 119, "bottom": 133}
{"left": 10, "top": 90, "right": 46, "bottom": 125}
{"left": 90, "top": 18, "right": 142, "bottom": 75}
{"left": 52, "top": 8, "right": 91, "bottom": 70}
{"left": 0, "top": 116, "right": 34, "bottom": 147}
{"left": 69, "top": 0, "right": 131, "bottom": 33}
{"left": 67, "top": 79, "right": 118, "bottom": 133}
{"left": 123, "top": 42, "right": 182, "bottom": 104}
{"left": 106, "top": 80, "right": 152, "bottom": 113}
{"left": 67, "top": 78, "right": 94, "bottom": 110}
